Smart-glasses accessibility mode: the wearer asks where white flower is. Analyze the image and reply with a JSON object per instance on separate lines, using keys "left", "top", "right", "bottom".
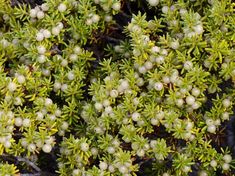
{"left": 73, "top": 46, "right": 81, "bottom": 54}
{"left": 86, "top": 19, "right": 93, "bottom": 25}
{"left": 144, "top": 61, "right": 153, "bottom": 70}
{"left": 45, "top": 98, "right": 53, "bottom": 107}
{"left": 184, "top": 61, "right": 193, "bottom": 70}
{"left": 162, "top": 6, "right": 169, "bottom": 14}
{"left": 151, "top": 46, "right": 160, "bottom": 53}
{"left": 193, "top": 24, "right": 204, "bottom": 34}
{"left": 54, "top": 82, "right": 61, "bottom": 90}
{"left": 170, "top": 41, "right": 179, "bottom": 50}
{"left": 191, "top": 87, "right": 200, "bottom": 97}
{"left": 61, "top": 84, "right": 68, "bottom": 92}
{"left": 222, "top": 163, "right": 230, "bottom": 171}
{"left": 58, "top": 3, "right": 67, "bottom": 12}
{"left": 210, "top": 160, "right": 217, "bottom": 167}
{"left": 155, "top": 56, "right": 164, "bottom": 64}
{"left": 132, "top": 112, "right": 140, "bottom": 121}
{"left": 61, "top": 122, "right": 69, "bottom": 130}
{"left": 148, "top": 0, "right": 159, "bottom": 6}
{"left": 95, "top": 102, "right": 103, "bottom": 111}
{"left": 110, "top": 89, "right": 118, "bottom": 98}
{"left": 61, "top": 59, "right": 68, "bottom": 67}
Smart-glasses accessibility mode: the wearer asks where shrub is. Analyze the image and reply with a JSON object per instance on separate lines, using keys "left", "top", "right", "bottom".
{"left": 0, "top": 0, "right": 234, "bottom": 175}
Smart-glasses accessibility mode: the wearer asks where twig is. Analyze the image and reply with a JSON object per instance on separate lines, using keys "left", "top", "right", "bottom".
{"left": 16, "top": 156, "right": 41, "bottom": 172}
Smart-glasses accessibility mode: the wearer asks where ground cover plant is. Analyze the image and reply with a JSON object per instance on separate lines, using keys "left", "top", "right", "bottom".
{"left": 0, "top": 0, "right": 235, "bottom": 175}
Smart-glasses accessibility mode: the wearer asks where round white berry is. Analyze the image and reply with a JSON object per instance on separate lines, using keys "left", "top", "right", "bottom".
{"left": 95, "top": 102, "right": 103, "bottom": 111}
{"left": 67, "top": 71, "right": 75, "bottom": 80}
{"left": 132, "top": 112, "right": 140, "bottom": 122}
{"left": 54, "top": 82, "right": 61, "bottom": 90}
{"left": 61, "top": 84, "right": 68, "bottom": 92}
{"left": 42, "top": 143, "right": 52, "bottom": 153}
{"left": 221, "top": 112, "right": 229, "bottom": 120}
{"left": 15, "top": 117, "right": 23, "bottom": 127}
{"left": 176, "top": 99, "right": 184, "bottom": 107}
{"left": 154, "top": 82, "right": 163, "bottom": 91}
{"left": 28, "top": 143, "right": 36, "bottom": 152}
{"left": 69, "top": 54, "right": 78, "bottom": 62}
{"left": 42, "top": 29, "right": 51, "bottom": 38}
{"left": 110, "top": 89, "right": 118, "bottom": 98}
{"left": 36, "top": 32, "right": 44, "bottom": 41}
{"left": 185, "top": 95, "right": 195, "bottom": 105}
{"left": 222, "top": 99, "right": 231, "bottom": 108}
{"left": 108, "top": 165, "right": 115, "bottom": 173}
{"left": 120, "top": 80, "right": 129, "bottom": 90}
{"left": 184, "top": 61, "right": 193, "bottom": 70}
{"left": 223, "top": 154, "right": 232, "bottom": 163}
{"left": 37, "top": 55, "right": 46, "bottom": 63}
{"left": 61, "top": 121, "right": 69, "bottom": 130}
{"left": 112, "top": 2, "right": 121, "bottom": 11}
{"left": 170, "top": 41, "right": 179, "bottom": 50}
{"left": 138, "top": 66, "right": 147, "bottom": 74}
{"left": 105, "top": 15, "right": 112, "bottom": 22}
{"left": 80, "top": 142, "right": 89, "bottom": 152}
{"left": 182, "top": 166, "right": 190, "bottom": 173}
{"left": 37, "top": 45, "right": 46, "bottom": 54}
{"left": 45, "top": 98, "right": 53, "bottom": 107}
{"left": 8, "top": 82, "right": 17, "bottom": 92}
{"left": 137, "top": 149, "right": 145, "bottom": 157}
{"left": 144, "top": 61, "right": 153, "bottom": 70}
{"left": 210, "top": 160, "right": 217, "bottom": 167}
{"left": 99, "top": 161, "right": 108, "bottom": 170}
{"left": 41, "top": 3, "right": 49, "bottom": 11}
{"left": 58, "top": 3, "right": 67, "bottom": 12}
{"left": 60, "top": 59, "right": 68, "bottom": 67}
{"left": 23, "top": 118, "right": 31, "bottom": 127}
{"left": 91, "top": 147, "right": 98, "bottom": 155}
{"left": 191, "top": 87, "right": 200, "bottom": 97}
{"left": 29, "top": 9, "right": 37, "bottom": 18}
{"left": 52, "top": 27, "right": 60, "bottom": 36}
{"left": 118, "top": 165, "right": 128, "bottom": 174}
{"left": 91, "top": 14, "right": 100, "bottom": 23}
{"left": 222, "top": 163, "right": 230, "bottom": 170}
{"left": 36, "top": 11, "right": 44, "bottom": 19}
{"left": 105, "top": 106, "right": 113, "bottom": 114}
{"left": 107, "top": 146, "right": 115, "bottom": 154}
{"left": 57, "top": 22, "right": 64, "bottom": 30}
{"left": 148, "top": 0, "right": 159, "bottom": 6}
{"left": 151, "top": 118, "right": 159, "bottom": 125}
{"left": 162, "top": 6, "right": 169, "bottom": 14}
{"left": 17, "top": 75, "right": 25, "bottom": 84}
{"left": 207, "top": 125, "right": 216, "bottom": 133}
{"left": 4, "top": 141, "right": 11, "bottom": 148}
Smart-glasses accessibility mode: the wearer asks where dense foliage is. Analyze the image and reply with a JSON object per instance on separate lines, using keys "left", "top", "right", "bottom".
{"left": 0, "top": 0, "right": 235, "bottom": 175}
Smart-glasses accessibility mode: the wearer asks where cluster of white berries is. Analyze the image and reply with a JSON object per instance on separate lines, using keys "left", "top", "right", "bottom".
{"left": 29, "top": 3, "right": 49, "bottom": 20}
{"left": 222, "top": 154, "right": 232, "bottom": 171}
{"left": 205, "top": 118, "right": 221, "bottom": 133}
{"left": 36, "top": 29, "right": 51, "bottom": 42}
{"left": 52, "top": 22, "right": 64, "bottom": 36}
{"left": 86, "top": 14, "right": 100, "bottom": 25}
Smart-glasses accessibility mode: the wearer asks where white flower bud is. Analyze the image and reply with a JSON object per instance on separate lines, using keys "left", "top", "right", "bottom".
{"left": 162, "top": 6, "right": 169, "bottom": 14}
{"left": 210, "top": 160, "right": 217, "bottom": 167}
{"left": 17, "top": 75, "right": 25, "bottom": 84}
{"left": 91, "top": 147, "right": 98, "bottom": 155}
{"left": 222, "top": 163, "right": 230, "bottom": 170}
{"left": 110, "top": 89, "right": 118, "bottom": 98}
{"left": 61, "top": 84, "right": 68, "bottom": 92}
{"left": 67, "top": 71, "right": 75, "bottom": 80}
{"left": 105, "top": 15, "right": 112, "bottom": 22}
{"left": 99, "top": 161, "right": 108, "bottom": 170}
{"left": 155, "top": 56, "right": 164, "bottom": 64}
{"left": 170, "top": 41, "right": 179, "bottom": 50}
{"left": 45, "top": 98, "right": 53, "bottom": 107}
{"left": 144, "top": 61, "right": 153, "bottom": 70}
